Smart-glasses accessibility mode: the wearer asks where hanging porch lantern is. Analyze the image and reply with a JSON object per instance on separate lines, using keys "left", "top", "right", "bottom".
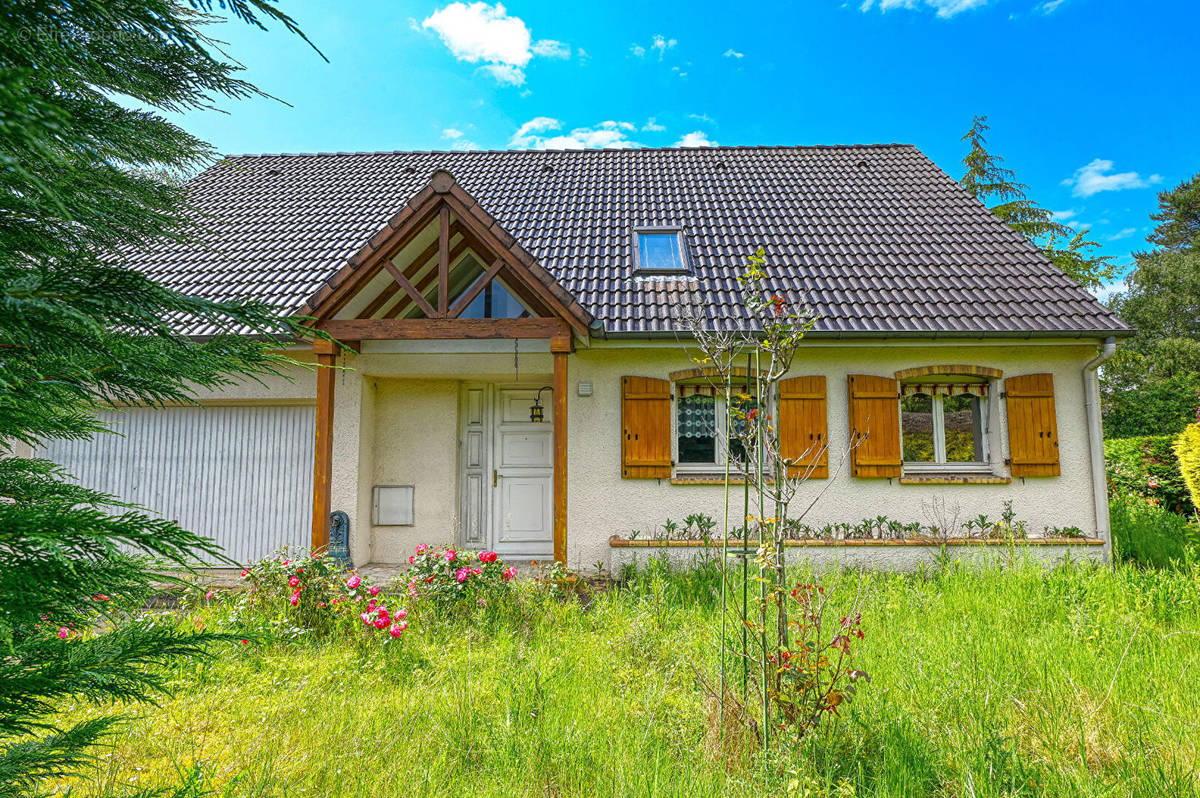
{"left": 530, "top": 386, "right": 552, "bottom": 422}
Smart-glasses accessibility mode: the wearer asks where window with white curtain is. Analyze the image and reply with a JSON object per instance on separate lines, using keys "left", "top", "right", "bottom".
{"left": 899, "top": 381, "right": 990, "bottom": 472}
{"left": 675, "top": 383, "right": 757, "bottom": 472}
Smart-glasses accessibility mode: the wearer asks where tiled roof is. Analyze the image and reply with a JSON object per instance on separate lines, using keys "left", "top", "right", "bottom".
{"left": 132, "top": 145, "right": 1129, "bottom": 337}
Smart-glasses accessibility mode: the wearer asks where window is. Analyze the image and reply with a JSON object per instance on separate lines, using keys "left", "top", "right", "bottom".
{"left": 634, "top": 229, "right": 689, "bottom": 273}
{"left": 457, "top": 278, "right": 532, "bottom": 319}
{"left": 675, "top": 385, "right": 756, "bottom": 472}
{"left": 899, "top": 384, "right": 989, "bottom": 472}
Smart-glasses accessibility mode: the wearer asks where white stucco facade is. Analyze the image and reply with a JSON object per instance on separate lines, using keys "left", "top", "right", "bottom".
{"left": 177, "top": 336, "right": 1109, "bottom": 570}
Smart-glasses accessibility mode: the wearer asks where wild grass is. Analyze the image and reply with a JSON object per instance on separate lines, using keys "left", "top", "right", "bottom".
{"left": 1110, "top": 495, "right": 1198, "bottom": 568}
{"left": 59, "top": 554, "right": 1200, "bottom": 797}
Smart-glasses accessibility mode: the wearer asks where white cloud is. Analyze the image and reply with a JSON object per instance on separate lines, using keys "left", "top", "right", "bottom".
{"left": 510, "top": 118, "right": 640, "bottom": 150}
{"left": 723, "top": 48, "right": 744, "bottom": 58}
{"left": 1051, "top": 209, "right": 1077, "bottom": 221}
{"left": 421, "top": 2, "right": 569, "bottom": 86}
{"left": 642, "top": 117, "right": 666, "bottom": 132}
{"left": 687, "top": 112, "right": 715, "bottom": 124}
{"left": 859, "top": 0, "right": 989, "bottom": 18}
{"left": 531, "top": 39, "right": 570, "bottom": 58}
{"left": 631, "top": 34, "right": 677, "bottom": 59}
{"left": 481, "top": 63, "right": 525, "bottom": 85}
{"left": 675, "top": 131, "right": 718, "bottom": 147}
{"left": 651, "top": 34, "right": 677, "bottom": 59}
{"left": 1105, "top": 227, "right": 1138, "bottom": 241}
{"left": 441, "top": 127, "right": 478, "bottom": 150}
{"left": 1037, "top": 0, "right": 1066, "bottom": 12}
{"left": 1090, "top": 278, "right": 1126, "bottom": 304}
{"left": 1061, "top": 158, "right": 1163, "bottom": 198}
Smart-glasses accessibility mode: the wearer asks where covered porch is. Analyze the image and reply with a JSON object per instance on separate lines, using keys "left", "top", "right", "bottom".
{"left": 302, "top": 170, "right": 590, "bottom": 565}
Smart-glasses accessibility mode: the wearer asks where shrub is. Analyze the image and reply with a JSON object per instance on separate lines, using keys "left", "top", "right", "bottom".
{"left": 1105, "top": 435, "right": 1193, "bottom": 515}
{"left": 405, "top": 544, "right": 516, "bottom": 612}
{"left": 1173, "top": 423, "right": 1200, "bottom": 513}
{"left": 1109, "top": 495, "right": 1198, "bottom": 568}
{"left": 238, "top": 550, "right": 410, "bottom": 641}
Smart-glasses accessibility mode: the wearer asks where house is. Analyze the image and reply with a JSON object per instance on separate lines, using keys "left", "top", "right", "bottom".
{"left": 39, "top": 145, "right": 1130, "bottom": 569}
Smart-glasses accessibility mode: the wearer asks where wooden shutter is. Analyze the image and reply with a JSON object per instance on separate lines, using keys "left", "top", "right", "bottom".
{"left": 1005, "top": 373, "right": 1060, "bottom": 477}
{"left": 847, "top": 374, "right": 901, "bottom": 478}
{"left": 779, "top": 376, "right": 828, "bottom": 478}
{"left": 621, "top": 376, "right": 672, "bottom": 479}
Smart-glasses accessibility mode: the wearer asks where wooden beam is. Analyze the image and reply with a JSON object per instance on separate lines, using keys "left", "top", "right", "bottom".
{"left": 358, "top": 224, "right": 470, "bottom": 319}
{"left": 383, "top": 260, "right": 439, "bottom": 318}
{"left": 437, "top": 205, "right": 450, "bottom": 316}
{"left": 448, "top": 259, "right": 504, "bottom": 318}
{"left": 440, "top": 192, "right": 588, "bottom": 338}
{"left": 384, "top": 237, "right": 471, "bottom": 319}
{"left": 313, "top": 338, "right": 360, "bottom": 355}
{"left": 311, "top": 351, "right": 336, "bottom": 552}
{"left": 319, "top": 317, "right": 569, "bottom": 340}
{"left": 315, "top": 203, "right": 440, "bottom": 320}
{"left": 553, "top": 349, "right": 568, "bottom": 564}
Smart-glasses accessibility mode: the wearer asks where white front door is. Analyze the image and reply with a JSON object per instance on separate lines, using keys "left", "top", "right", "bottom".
{"left": 491, "top": 389, "right": 554, "bottom": 557}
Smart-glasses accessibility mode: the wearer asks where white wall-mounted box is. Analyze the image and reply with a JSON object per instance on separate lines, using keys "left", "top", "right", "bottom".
{"left": 373, "top": 485, "right": 414, "bottom": 526}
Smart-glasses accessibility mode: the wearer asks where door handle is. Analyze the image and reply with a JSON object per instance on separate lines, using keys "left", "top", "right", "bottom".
{"left": 493, "top": 469, "right": 498, "bottom": 487}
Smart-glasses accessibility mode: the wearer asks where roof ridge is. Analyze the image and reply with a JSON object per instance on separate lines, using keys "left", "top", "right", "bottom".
{"left": 223, "top": 143, "right": 917, "bottom": 159}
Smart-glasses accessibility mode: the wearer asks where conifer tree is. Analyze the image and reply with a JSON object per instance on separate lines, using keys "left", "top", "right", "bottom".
{"left": 960, "top": 116, "right": 1116, "bottom": 289}
{"left": 0, "top": 2, "right": 319, "bottom": 793}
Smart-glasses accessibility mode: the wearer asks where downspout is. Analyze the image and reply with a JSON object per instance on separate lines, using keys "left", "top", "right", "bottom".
{"left": 1083, "top": 337, "right": 1117, "bottom": 560}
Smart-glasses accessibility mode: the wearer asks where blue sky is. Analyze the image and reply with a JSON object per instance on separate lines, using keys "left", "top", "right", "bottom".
{"left": 180, "top": 0, "right": 1199, "bottom": 296}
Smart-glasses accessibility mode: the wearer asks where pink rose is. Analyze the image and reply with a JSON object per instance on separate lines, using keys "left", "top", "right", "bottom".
{"left": 395, "top": 609, "right": 408, "bottom": 620}
{"left": 415, "top": 544, "right": 427, "bottom": 555}
{"left": 502, "top": 567, "right": 516, "bottom": 582}
{"left": 92, "top": 594, "right": 110, "bottom": 602}
{"left": 368, "top": 585, "right": 381, "bottom": 596}
{"left": 240, "top": 569, "right": 249, "bottom": 578}
{"left": 471, "top": 567, "right": 482, "bottom": 576}
{"left": 456, "top": 568, "right": 468, "bottom": 583}
{"left": 282, "top": 560, "right": 290, "bottom": 567}
{"left": 288, "top": 576, "right": 300, "bottom": 588}
{"left": 346, "top": 574, "right": 361, "bottom": 589}
{"left": 240, "top": 639, "right": 249, "bottom": 645}
{"left": 377, "top": 608, "right": 389, "bottom": 624}
{"left": 360, "top": 612, "right": 372, "bottom": 626}
{"left": 480, "top": 551, "right": 497, "bottom": 564}
{"left": 57, "top": 627, "right": 69, "bottom": 639}
{"left": 388, "top": 624, "right": 405, "bottom": 638}
{"left": 373, "top": 617, "right": 388, "bottom": 630}
{"left": 408, "top": 581, "right": 418, "bottom": 597}
{"left": 289, "top": 591, "right": 300, "bottom": 607}
{"left": 204, "top": 590, "right": 215, "bottom": 600}
{"left": 367, "top": 599, "right": 377, "bottom": 612}
{"left": 446, "top": 550, "right": 457, "bottom": 562}
{"left": 408, "top": 555, "right": 415, "bottom": 564}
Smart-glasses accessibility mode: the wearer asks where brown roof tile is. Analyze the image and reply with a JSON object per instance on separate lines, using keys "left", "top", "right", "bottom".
{"left": 130, "top": 145, "right": 1128, "bottom": 338}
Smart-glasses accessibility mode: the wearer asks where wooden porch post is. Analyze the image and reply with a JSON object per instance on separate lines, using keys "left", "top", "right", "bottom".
{"left": 311, "top": 339, "right": 337, "bottom": 551}
{"left": 551, "top": 332, "right": 571, "bottom": 564}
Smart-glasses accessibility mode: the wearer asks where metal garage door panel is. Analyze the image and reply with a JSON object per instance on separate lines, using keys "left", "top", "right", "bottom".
{"left": 38, "top": 405, "right": 315, "bottom": 565}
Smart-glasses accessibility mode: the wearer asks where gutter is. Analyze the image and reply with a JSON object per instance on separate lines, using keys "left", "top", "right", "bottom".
{"left": 590, "top": 326, "right": 1135, "bottom": 342}
{"left": 1083, "top": 337, "right": 1118, "bottom": 560}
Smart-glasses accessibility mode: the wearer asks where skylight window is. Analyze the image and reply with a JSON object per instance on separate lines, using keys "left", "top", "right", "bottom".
{"left": 634, "top": 229, "right": 690, "bottom": 273}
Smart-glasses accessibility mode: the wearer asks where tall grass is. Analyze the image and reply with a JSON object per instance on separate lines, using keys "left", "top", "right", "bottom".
{"left": 1110, "top": 495, "right": 1198, "bottom": 567}
{"left": 60, "top": 556, "right": 1200, "bottom": 797}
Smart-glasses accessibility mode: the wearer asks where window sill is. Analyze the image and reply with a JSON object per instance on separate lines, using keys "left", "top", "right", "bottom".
{"left": 671, "top": 474, "right": 760, "bottom": 485}
{"left": 898, "top": 474, "right": 1012, "bottom": 485}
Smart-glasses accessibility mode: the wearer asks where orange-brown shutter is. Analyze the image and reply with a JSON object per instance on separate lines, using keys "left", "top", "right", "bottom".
{"left": 847, "top": 374, "right": 901, "bottom": 478}
{"left": 779, "top": 376, "right": 828, "bottom": 478}
{"left": 621, "top": 376, "right": 672, "bottom": 478}
{"left": 1005, "top": 373, "right": 1060, "bottom": 477}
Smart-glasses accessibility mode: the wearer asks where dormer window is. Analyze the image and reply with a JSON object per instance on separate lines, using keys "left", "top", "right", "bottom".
{"left": 633, "top": 228, "right": 690, "bottom": 273}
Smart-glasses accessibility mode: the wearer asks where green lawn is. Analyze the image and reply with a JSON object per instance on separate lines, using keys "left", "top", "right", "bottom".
{"left": 56, "top": 550, "right": 1200, "bottom": 798}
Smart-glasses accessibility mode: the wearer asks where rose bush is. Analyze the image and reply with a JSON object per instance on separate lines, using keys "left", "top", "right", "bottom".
{"left": 236, "top": 550, "right": 410, "bottom": 642}
{"left": 405, "top": 544, "right": 516, "bottom": 612}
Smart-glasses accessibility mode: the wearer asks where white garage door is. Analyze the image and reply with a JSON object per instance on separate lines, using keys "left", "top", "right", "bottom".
{"left": 38, "top": 405, "right": 315, "bottom": 565}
